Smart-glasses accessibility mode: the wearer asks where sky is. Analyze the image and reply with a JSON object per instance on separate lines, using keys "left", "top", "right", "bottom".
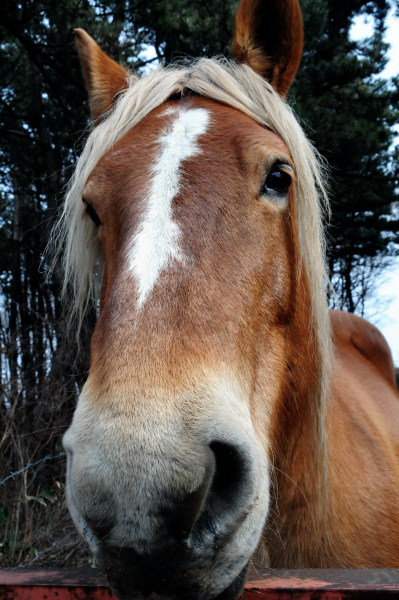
{"left": 351, "top": 10, "right": 399, "bottom": 366}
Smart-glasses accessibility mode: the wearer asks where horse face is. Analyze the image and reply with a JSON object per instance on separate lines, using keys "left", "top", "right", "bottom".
{"left": 63, "top": 1, "right": 304, "bottom": 598}
{"left": 64, "top": 95, "right": 296, "bottom": 598}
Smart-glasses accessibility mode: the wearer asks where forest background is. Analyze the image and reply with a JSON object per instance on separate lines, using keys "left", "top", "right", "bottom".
{"left": 1, "top": 0, "right": 399, "bottom": 568}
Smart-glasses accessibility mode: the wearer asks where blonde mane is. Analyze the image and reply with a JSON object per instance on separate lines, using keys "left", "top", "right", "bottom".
{"left": 50, "top": 58, "right": 332, "bottom": 460}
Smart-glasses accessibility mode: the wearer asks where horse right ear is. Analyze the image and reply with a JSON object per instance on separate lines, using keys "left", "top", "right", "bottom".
{"left": 75, "top": 29, "right": 130, "bottom": 124}
{"left": 232, "top": 0, "right": 303, "bottom": 97}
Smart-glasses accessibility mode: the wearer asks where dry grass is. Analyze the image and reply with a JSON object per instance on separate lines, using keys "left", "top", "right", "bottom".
{"left": 0, "top": 346, "right": 92, "bottom": 569}
{"left": 0, "top": 452, "right": 91, "bottom": 568}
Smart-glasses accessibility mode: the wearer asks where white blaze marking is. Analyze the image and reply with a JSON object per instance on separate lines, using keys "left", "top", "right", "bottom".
{"left": 128, "top": 107, "right": 210, "bottom": 309}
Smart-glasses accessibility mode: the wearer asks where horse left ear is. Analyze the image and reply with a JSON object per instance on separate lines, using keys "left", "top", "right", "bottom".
{"left": 75, "top": 29, "right": 130, "bottom": 124}
{"left": 232, "top": 0, "right": 303, "bottom": 97}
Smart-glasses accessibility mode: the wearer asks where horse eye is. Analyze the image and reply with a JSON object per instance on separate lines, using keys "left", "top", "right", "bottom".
{"left": 84, "top": 200, "right": 101, "bottom": 228}
{"left": 261, "top": 169, "right": 292, "bottom": 195}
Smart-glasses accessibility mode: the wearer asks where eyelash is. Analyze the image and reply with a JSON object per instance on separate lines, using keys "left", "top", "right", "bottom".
{"left": 84, "top": 200, "right": 101, "bottom": 228}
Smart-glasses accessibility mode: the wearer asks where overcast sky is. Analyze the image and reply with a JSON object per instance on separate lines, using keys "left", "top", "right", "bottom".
{"left": 351, "top": 10, "right": 399, "bottom": 366}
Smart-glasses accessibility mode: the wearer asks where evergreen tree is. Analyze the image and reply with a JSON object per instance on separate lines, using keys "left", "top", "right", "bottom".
{"left": 292, "top": 0, "right": 399, "bottom": 313}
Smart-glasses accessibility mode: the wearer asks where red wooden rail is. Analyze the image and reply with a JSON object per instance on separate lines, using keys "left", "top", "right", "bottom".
{"left": 2, "top": 568, "right": 399, "bottom": 599}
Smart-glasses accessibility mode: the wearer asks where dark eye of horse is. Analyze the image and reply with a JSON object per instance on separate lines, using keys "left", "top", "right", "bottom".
{"left": 261, "top": 169, "right": 292, "bottom": 195}
{"left": 84, "top": 201, "right": 101, "bottom": 228}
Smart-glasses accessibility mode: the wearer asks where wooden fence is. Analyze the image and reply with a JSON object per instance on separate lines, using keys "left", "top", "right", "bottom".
{"left": 2, "top": 568, "right": 399, "bottom": 599}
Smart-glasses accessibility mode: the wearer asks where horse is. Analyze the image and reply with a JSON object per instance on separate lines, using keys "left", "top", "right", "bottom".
{"left": 55, "top": 0, "right": 399, "bottom": 598}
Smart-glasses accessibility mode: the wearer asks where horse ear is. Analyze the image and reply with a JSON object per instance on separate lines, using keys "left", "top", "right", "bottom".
{"left": 232, "top": 0, "right": 303, "bottom": 97}
{"left": 75, "top": 29, "right": 129, "bottom": 124}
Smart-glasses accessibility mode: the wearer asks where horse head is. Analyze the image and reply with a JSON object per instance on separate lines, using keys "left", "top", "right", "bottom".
{"left": 60, "top": 0, "right": 330, "bottom": 598}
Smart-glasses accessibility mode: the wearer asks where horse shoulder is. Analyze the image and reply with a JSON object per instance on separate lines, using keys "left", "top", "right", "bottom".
{"left": 329, "top": 309, "right": 399, "bottom": 470}
{"left": 330, "top": 309, "right": 397, "bottom": 391}
{"left": 326, "top": 310, "right": 399, "bottom": 566}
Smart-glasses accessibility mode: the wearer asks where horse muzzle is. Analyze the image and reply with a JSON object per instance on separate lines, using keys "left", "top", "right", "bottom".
{"left": 63, "top": 384, "right": 269, "bottom": 600}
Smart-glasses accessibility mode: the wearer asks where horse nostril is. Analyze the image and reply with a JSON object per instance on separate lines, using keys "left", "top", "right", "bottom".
{"left": 190, "top": 441, "right": 250, "bottom": 546}
{"left": 209, "top": 442, "right": 247, "bottom": 509}
{"left": 166, "top": 457, "right": 215, "bottom": 541}
{"left": 167, "top": 443, "right": 249, "bottom": 544}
